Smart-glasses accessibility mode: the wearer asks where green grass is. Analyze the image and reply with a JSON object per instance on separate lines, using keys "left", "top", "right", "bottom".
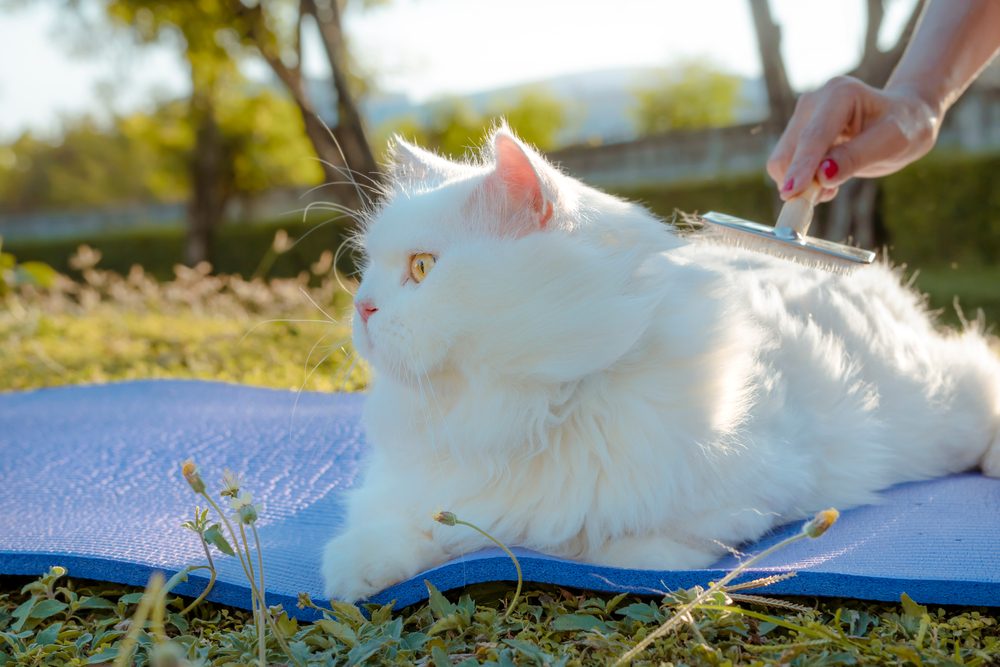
{"left": 1, "top": 570, "right": 998, "bottom": 667}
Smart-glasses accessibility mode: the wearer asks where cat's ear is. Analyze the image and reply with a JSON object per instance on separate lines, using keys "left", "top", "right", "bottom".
{"left": 482, "top": 128, "right": 556, "bottom": 234}
{"left": 390, "top": 137, "right": 455, "bottom": 180}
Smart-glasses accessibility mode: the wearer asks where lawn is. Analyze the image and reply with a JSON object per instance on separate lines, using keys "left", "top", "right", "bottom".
{"left": 1, "top": 256, "right": 998, "bottom": 667}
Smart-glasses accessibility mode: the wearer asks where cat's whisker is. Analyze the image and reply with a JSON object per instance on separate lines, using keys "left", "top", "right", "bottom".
{"left": 238, "top": 319, "right": 340, "bottom": 347}
{"left": 297, "top": 286, "right": 342, "bottom": 325}
{"left": 303, "top": 332, "right": 352, "bottom": 382}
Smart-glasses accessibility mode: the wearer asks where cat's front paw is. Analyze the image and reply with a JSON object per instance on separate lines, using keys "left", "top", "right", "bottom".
{"left": 322, "top": 529, "right": 447, "bottom": 602}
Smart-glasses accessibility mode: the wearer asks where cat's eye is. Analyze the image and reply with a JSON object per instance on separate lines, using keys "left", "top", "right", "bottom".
{"left": 410, "top": 253, "right": 437, "bottom": 283}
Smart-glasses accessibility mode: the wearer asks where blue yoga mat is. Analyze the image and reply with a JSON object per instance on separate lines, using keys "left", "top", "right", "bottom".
{"left": 1, "top": 380, "right": 998, "bottom": 620}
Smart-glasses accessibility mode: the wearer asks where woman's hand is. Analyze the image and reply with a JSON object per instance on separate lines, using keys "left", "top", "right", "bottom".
{"left": 767, "top": 76, "right": 940, "bottom": 203}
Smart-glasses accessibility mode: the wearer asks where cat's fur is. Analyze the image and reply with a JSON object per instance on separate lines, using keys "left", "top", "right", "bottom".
{"left": 322, "top": 126, "right": 1000, "bottom": 602}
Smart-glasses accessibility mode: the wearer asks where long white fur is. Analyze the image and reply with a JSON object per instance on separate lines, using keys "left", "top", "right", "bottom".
{"left": 322, "top": 125, "right": 1000, "bottom": 602}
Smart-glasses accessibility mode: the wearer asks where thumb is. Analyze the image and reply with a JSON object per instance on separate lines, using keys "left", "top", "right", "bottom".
{"left": 817, "top": 120, "right": 908, "bottom": 187}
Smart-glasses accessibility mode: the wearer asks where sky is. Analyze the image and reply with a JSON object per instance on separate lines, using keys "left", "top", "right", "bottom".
{"left": 0, "top": 0, "right": 920, "bottom": 140}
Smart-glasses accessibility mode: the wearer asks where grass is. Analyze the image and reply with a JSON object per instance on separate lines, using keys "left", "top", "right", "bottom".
{"left": 0, "top": 251, "right": 367, "bottom": 393}
{"left": 1, "top": 255, "right": 999, "bottom": 666}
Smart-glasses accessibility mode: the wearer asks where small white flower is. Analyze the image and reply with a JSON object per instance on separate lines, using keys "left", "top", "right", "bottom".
{"left": 218, "top": 469, "right": 244, "bottom": 499}
{"left": 229, "top": 490, "right": 264, "bottom": 524}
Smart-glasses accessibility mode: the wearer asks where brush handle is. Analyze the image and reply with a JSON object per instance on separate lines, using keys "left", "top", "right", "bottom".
{"left": 775, "top": 180, "right": 823, "bottom": 238}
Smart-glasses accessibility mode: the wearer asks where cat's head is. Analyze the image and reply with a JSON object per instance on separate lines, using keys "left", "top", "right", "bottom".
{"left": 351, "top": 126, "right": 671, "bottom": 389}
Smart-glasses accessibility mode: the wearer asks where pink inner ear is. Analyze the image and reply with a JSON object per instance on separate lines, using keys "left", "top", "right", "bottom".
{"left": 495, "top": 134, "right": 545, "bottom": 214}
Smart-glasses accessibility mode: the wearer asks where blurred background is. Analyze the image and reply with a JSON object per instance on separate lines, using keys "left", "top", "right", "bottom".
{"left": 1, "top": 0, "right": 998, "bottom": 392}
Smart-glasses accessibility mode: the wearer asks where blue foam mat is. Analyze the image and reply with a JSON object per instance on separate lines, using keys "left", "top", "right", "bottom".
{"left": 1, "top": 380, "right": 998, "bottom": 619}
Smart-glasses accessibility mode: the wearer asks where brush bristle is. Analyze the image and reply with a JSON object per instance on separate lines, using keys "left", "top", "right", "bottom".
{"left": 702, "top": 226, "right": 859, "bottom": 275}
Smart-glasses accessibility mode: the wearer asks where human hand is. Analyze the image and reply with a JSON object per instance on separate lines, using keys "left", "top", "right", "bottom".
{"left": 766, "top": 76, "right": 940, "bottom": 202}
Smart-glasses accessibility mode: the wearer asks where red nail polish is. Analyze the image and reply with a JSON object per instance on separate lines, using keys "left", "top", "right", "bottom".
{"left": 821, "top": 159, "right": 839, "bottom": 180}
{"left": 782, "top": 178, "right": 794, "bottom": 192}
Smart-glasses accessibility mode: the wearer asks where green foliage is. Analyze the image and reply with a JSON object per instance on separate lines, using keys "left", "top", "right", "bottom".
{"left": 3, "top": 571, "right": 999, "bottom": 667}
{"left": 376, "top": 86, "right": 569, "bottom": 160}
{"left": 0, "top": 254, "right": 367, "bottom": 392}
{"left": 632, "top": 61, "right": 745, "bottom": 136}
{"left": 0, "top": 236, "right": 57, "bottom": 296}
{"left": 3, "top": 215, "right": 358, "bottom": 282}
{"left": 0, "top": 88, "right": 322, "bottom": 214}
{"left": 881, "top": 151, "right": 1000, "bottom": 269}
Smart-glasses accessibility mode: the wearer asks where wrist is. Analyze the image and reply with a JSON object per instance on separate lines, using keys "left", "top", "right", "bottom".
{"left": 883, "top": 80, "right": 946, "bottom": 131}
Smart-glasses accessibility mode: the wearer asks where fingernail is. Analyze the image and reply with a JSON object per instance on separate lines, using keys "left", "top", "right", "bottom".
{"left": 820, "top": 159, "right": 839, "bottom": 180}
{"left": 781, "top": 178, "right": 794, "bottom": 193}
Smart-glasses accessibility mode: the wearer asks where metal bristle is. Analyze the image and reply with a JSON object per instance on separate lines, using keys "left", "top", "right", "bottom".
{"left": 699, "top": 211, "right": 875, "bottom": 275}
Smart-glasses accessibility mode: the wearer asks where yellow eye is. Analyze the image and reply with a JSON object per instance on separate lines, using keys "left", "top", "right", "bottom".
{"left": 410, "top": 253, "right": 437, "bottom": 283}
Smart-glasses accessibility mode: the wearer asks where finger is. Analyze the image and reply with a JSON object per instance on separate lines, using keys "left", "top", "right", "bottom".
{"left": 766, "top": 95, "right": 816, "bottom": 186}
{"left": 817, "top": 186, "right": 839, "bottom": 203}
{"left": 817, "top": 119, "right": 910, "bottom": 187}
{"left": 779, "top": 93, "right": 857, "bottom": 200}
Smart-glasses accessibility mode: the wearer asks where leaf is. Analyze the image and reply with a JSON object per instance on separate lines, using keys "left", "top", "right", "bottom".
{"left": 76, "top": 597, "right": 117, "bottom": 611}
{"left": 287, "top": 640, "right": 312, "bottom": 666}
{"left": 426, "top": 581, "right": 456, "bottom": 619}
{"left": 901, "top": 593, "right": 928, "bottom": 621}
{"left": 758, "top": 621, "right": 778, "bottom": 636}
{"left": 604, "top": 592, "right": 630, "bottom": 615}
{"left": 316, "top": 619, "right": 357, "bottom": 648}
{"left": 370, "top": 601, "right": 395, "bottom": 626}
{"left": 168, "top": 613, "right": 189, "bottom": 633}
{"left": 399, "top": 632, "right": 426, "bottom": 651}
{"left": 118, "top": 593, "right": 143, "bottom": 605}
{"left": 17, "top": 262, "right": 57, "bottom": 288}
{"left": 346, "top": 634, "right": 395, "bottom": 666}
{"left": 203, "top": 524, "right": 235, "bottom": 557}
{"left": 11, "top": 598, "right": 36, "bottom": 633}
{"left": 885, "top": 644, "right": 924, "bottom": 667}
{"left": 431, "top": 644, "right": 451, "bottom": 667}
{"left": 330, "top": 600, "right": 367, "bottom": 628}
{"left": 552, "top": 613, "right": 611, "bottom": 634}
{"left": 33, "top": 622, "right": 62, "bottom": 647}
{"left": 86, "top": 647, "right": 118, "bottom": 664}
{"left": 276, "top": 611, "right": 298, "bottom": 637}
{"left": 504, "top": 639, "right": 552, "bottom": 665}
{"left": 616, "top": 602, "right": 659, "bottom": 624}
{"left": 29, "top": 599, "right": 68, "bottom": 619}
{"left": 426, "top": 613, "right": 464, "bottom": 637}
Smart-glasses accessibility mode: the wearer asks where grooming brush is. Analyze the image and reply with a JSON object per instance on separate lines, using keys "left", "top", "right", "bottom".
{"left": 699, "top": 180, "right": 876, "bottom": 274}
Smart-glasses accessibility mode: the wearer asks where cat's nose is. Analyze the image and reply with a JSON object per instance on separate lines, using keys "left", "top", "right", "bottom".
{"left": 355, "top": 300, "right": 378, "bottom": 324}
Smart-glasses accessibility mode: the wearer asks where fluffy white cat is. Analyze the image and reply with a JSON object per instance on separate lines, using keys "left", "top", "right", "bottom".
{"left": 322, "top": 126, "right": 1000, "bottom": 602}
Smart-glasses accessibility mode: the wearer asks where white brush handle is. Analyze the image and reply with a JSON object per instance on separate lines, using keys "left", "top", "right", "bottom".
{"left": 774, "top": 180, "right": 823, "bottom": 238}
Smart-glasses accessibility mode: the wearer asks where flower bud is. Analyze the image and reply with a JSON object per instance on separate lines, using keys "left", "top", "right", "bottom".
{"left": 181, "top": 459, "right": 206, "bottom": 494}
{"left": 431, "top": 510, "right": 458, "bottom": 526}
{"left": 804, "top": 508, "right": 839, "bottom": 538}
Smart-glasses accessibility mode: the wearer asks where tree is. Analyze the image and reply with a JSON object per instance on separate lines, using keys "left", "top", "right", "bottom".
{"left": 374, "top": 87, "right": 568, "bottom": 160}
{"left": 631, "top": 61, "right": 744, "bottom": 136}
{"left": 748, "top": 0, "right": 926, "bottom": 244}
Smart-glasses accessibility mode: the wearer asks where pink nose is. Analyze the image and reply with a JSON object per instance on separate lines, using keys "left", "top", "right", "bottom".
{"left": 355, "top": 300, "right": 377, "bottom": 324}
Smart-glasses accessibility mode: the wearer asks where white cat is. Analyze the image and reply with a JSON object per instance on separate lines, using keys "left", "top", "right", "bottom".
{"left": 322, "top": 126, "right": 1000, "bottom": 602}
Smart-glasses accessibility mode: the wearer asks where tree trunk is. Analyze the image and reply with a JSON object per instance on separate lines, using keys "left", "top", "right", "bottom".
{"left": 186, "top": 96, "right": 229, "bottom": 267}
{"left": 748, "top": 0, "right": 797, "bottom": 135}
{"left": 304, "top": 0, "right": 381, "bottom": 184}
{"left": 747, "top": 0, "right": 797, "bottom": 217}
{"left": 830, "top": 0, "right": 927, "bottom": 246}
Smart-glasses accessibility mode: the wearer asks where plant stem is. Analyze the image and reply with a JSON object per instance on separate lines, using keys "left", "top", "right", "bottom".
{"left": 252, "top": 523, "right": 268, "bottom": 667}
{"left": 612, "top": 531, "right": 808, "bottom": 667}
{"left": 240, "top": 523, "right": 265, "bottom": 667}
{"left": 199, "top": 492, "right": 304, "bottom": 667}
{"left": 180, "top": 535, "right": 218, "bottom": 615}
{"left": 454, "top": 519, "right": 522, "bottom": 621}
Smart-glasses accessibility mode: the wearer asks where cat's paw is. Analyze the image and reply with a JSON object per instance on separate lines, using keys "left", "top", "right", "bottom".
{"left": 322, "top": 529, "right": 447, "bottom": 602}
{"left": 982, "top": 432, "right": 1000, "bottom": 478}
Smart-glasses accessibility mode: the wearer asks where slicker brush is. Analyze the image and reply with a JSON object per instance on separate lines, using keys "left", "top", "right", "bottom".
{"left": 699, "top": 180, "right": 875, "bottom": 274}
